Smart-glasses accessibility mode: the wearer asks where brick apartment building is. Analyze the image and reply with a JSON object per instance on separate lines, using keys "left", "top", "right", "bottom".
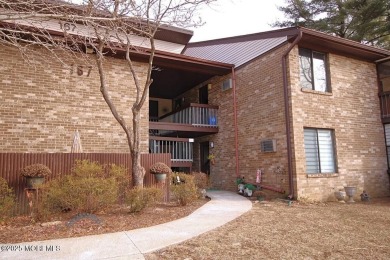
{"left": 1, "top": 18, "right": 390, "bottom": 200}
{"left": 184, "top": 27, "right": 390, "bottom": 200}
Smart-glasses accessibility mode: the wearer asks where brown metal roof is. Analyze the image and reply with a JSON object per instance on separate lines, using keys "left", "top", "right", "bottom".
{"left": 184, "top": 27, "right": 298, "bottom": 67}
{"left": 183, "top": 27, "right": 390, "bottom": 65}
{"left": 184, "top": 36, "right": 288, "bottom": 67}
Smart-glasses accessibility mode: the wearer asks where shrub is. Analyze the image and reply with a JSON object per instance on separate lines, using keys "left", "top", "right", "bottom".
{"left": 0, "top": 178, "right": 15, "bottom": 220}
{"left": 20, "top": 164, "right": 51, "bottom": 177}
{"left": 108, "top": 164, "right": 131, "bottom": 201}
{"left": 72, "top": 160, "right": 104, "bottom": 178}
{"left": 125, "top": 187, "right": 163, "bottom": 213}
{"left": 39, "top": 160, "right": 124, "bottom": 215}
{"left": 191, "top": 172, "right": 210, "bottom": 189}
{"left": 170, "top": 172, "right": 198, "bottom": 206}
{"left": 41, "top": 175, "right": 118, "bottom": 214}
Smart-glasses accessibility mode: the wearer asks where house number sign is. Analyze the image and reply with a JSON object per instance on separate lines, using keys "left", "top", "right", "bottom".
{"left": 70, "top": 64, "right": 93, "bottom": 77}
{"left": 58, "top": 21, "right": 77, "bottom": 32}
{"left": 58, "top": 22, "right": 93, "bottom": 77}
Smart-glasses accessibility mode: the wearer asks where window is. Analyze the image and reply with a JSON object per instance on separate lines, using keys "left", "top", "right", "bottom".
{"left": 304, "top": 128, "right": 336, "bottom": 174}
{"left": 299, "top": 48, "right": 329, "bottom": 92}
{"left": 221, "top": 78, "right": 232, "bottom": 91}
{"left": 384, "top": 124, "right": 390, "bottom": 168}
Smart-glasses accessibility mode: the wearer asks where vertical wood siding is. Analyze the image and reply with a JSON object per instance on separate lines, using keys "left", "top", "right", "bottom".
{"left": 0, "top": 153, "right": 171, "bottom": 215}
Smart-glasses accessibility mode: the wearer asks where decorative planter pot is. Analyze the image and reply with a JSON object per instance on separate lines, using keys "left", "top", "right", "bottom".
{"left": 244, "top": 188, "right": 253, "bottom": 197}
{"left": 344, "top": 186, "right": 357, "bottom": 203}
{"left": 154, "top": 173, "right": 167, "bottom": 183}
{"left": 334, "top": 191, "right": 346, "bottom": 202}
{"left": 238, "top": 184, "right": 245, "bottom": 194}
{"left": 25, "top": 176, "right": 45, "bottom": 189}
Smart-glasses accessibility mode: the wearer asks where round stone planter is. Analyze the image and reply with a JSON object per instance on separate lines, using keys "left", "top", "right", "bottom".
{"left": 154, "top": 173, "right": 167, "bottom": 183}
{"left": 344, "top": 186, "right": 357, "bottom": 203}
{"left": 25, "top": 176, "right": 45, "bottom": 189}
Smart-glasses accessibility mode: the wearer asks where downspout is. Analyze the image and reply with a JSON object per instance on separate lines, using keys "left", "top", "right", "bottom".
{"left": 282, "top": 30, "right": 303, "bottom": 198}
{"left": 232, "top": 67, "right": 240, "bottom": 178}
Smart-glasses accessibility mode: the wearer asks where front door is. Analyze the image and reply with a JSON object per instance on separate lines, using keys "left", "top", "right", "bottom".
{"left": 200, "top": 142, "right": 210, "bottom": 174}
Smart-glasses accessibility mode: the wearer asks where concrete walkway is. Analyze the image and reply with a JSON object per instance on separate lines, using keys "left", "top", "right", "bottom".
{"left": 0, "top": 191, "right": 252, "bottom": 260}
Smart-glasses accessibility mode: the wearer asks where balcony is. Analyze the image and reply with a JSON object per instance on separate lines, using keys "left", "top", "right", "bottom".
{"left": 149, "top": 103, "right": 219, "bottom": 138}
{"left": 149, "top": 137, "right": 193, "bottom": 168}
{"left": 379, "top": 91, "right": 390, "bottom": 122}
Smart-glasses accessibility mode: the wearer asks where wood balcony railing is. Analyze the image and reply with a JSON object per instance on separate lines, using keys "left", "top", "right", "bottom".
{"left": 149, "top": 136, "right": 193, "bottom": 168}
{"left": 149, "top": 103, "right": 219, "bottom": 138}
{"left": 379, "top": 91, "right": 390, "bottom": 121}
{"left": 158, "top": 103, "right": 218, "bottom": 127}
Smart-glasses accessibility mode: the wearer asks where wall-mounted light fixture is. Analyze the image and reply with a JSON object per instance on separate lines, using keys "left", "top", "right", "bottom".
{"left": 210, "top": 141, "right": 214, "bottom": 148}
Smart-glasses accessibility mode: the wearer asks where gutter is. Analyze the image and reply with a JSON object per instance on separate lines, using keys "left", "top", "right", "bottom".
{"left": 282, "top": 30, "right": 303, "bottom": 199}
{"left": 232, "top": 67, "right": 240, "bottom": 177}
{"left": 376, "top": 56, "right": 390, "bottom": 64}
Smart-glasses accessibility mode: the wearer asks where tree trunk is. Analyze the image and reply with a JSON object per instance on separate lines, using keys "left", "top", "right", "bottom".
{"left": 132, "top": 149, "right": 145, "bottom": 187}
{"left": 131, "top": 108, "right": 145, "bottom": 187}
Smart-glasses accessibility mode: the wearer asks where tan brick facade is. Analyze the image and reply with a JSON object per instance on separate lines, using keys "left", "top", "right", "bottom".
{"left": 0, "top": 46, "right": 149, "bottom": 153}
{"left": 187, "top": 43, "right": 390, "bottom": 201}
{"left": 207, "top": 46, "right": 291, "bottom": 193}
{"left": 2, "top": 37, "right": 388, "bottom": 201}
{"left": 288, "top": 45, "right": 389, "bottom": 200}
{"left": 179, "top": 45, "right": 291, "bottom": 192}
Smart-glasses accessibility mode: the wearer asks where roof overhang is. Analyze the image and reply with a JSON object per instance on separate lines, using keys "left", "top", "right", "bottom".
{"left": 295, "top": 27, "right": 390, "bottom": 62}
{"left": 0, "top": 3, "right": 228, "bottom": 99}
{"left": 105, "top": 47, "right": 233, "bottom": 99}
{"left": 150, "top": 50, "right": 233, "bottom": 99}
{"left": 155, "top": 24, "right": 193, "bottom": 45}
{"left": 92, "top": 46, "right": 233, "bottom": 99}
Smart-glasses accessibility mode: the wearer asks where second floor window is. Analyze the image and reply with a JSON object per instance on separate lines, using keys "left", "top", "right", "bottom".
{"left": 299, "top": 48, "right": 329, "bottom": 92}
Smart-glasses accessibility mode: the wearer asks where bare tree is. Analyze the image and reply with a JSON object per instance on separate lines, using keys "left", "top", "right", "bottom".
{"left": 0, "top": 0, "right": 217, "bottom": 187}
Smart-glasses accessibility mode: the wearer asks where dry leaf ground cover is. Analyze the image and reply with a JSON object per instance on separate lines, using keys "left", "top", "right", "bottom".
{"left": 0, "top": 200, "right": 207, "bottom": 244}
{"left": 147, "top": 197, "right": 390, "bottom": 260}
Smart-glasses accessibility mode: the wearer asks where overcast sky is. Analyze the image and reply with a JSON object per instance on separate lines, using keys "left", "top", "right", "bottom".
{"left": 189, "top": 0, "right": 286, "bottom": 42}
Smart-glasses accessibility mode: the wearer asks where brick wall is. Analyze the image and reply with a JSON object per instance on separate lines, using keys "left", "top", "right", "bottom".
{"left": 231, "top": 46, "right": 290, "bottom": 193}
{"left": 193, "top": 42, "right": 389, "bottom": 201}
{"left": 181, "top": 46, "right": 291, "bottom": 192}
{"left": 0, "top": 46, "right": 149, "bottom": 153}
{"left": 177, "top": 74, "right": 237, "bottom": 189}
{"left": 288, "top": 45, "right": 390, "bottom": 200}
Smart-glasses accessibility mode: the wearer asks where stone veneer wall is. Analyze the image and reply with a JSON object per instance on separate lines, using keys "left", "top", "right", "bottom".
{"left": 288, "top": 45, "right": 389, "bottom": 200}
{"left": 0, "top": 46, "right": 149, "bottom": 153}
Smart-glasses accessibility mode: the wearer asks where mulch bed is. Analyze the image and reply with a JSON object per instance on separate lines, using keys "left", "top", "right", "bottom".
{"left": 0, "top": 199, "right": 207, "bottom": 244}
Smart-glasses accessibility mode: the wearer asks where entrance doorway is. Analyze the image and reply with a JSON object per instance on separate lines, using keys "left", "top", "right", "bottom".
{"left": 200, "top": 141, "right": 210, "bottom": 175}
{"left": 199, "top": 85, "right": 208, "bottom": 104}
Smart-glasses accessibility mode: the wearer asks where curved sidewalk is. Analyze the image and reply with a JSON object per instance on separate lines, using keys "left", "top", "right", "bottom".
{"left": 0, "top": 190, "right": 252, "bottom": 260}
